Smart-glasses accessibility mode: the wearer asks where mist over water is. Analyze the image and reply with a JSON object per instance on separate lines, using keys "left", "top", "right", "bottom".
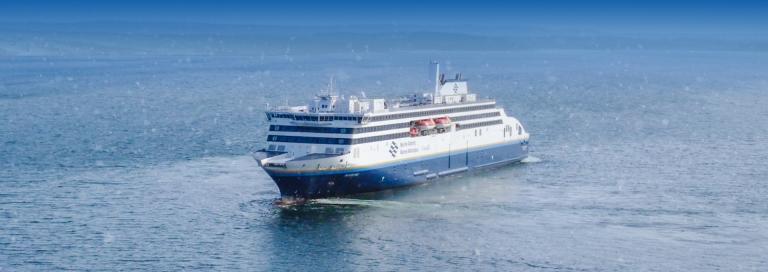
{"left": 2, "top": 17, "right": 768, "bottom": 271}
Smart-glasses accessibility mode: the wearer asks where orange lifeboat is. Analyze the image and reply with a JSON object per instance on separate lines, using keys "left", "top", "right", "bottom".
{"left": 415, "top": 119, "right": 436, "bottom": 130}
{"left": 434, "top": 116, "right": 451, "bottom": 128}
{"left": 409, "top": 127, "right": 419, "bottom": 137}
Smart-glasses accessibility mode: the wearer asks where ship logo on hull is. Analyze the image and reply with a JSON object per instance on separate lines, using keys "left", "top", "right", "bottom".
{"left": 389, "top": 141, "right": 398, "bottom": 158}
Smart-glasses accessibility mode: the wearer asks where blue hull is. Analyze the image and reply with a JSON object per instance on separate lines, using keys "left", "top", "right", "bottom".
{"left": 264, "top": 141, "right": 528, "bottom": 199}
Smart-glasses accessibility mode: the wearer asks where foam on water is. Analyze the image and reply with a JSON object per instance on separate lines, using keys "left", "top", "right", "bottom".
{"left": 521, "top": 155, "right": 542, "bottom": 164}
{"left": 310, "top": 198, "right": 442, "bottom": 210}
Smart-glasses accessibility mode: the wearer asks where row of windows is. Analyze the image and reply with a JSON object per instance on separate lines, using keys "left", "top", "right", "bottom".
{"left": 270, "top": 125, "right": 355, "bottom": 134}
{"left": 270, "top": 122, "right": 410, "bottom": 134}
{"left": 457, "top": 119, "right": 503, "bottom": 130}
{"left": 354, "top": 122, "right": 410, "bottom": 133}
{"left": 267, "top": 103, "right": 495, "bottom": 124}
{"left": 267, "top": 132, "right": 410, "bottom": 145}
{"left": 267, "top": 113, "right": 295, "bottom": 119}
{"left": 267, "top": 135, "right": 353, "bottom": 145}
{"left": 266, "top": 120, "right": 502, "bottom": 146}
{"left": 294, "top": 115, "right": 362, "bottom": 122}
{"left": 353, "top": 132, "right": 410, "bottom": 144}
{"left": 451, "top": 111, "right": 500, "bottom": 122}
{"left": 267, "top": 113, "right": 363, "bottom": 122}
{"left": 369, "top": 104, "right": 496, "bottom": 122}
{"left": 269, "top": 111, "right": 501, "bottom": 134}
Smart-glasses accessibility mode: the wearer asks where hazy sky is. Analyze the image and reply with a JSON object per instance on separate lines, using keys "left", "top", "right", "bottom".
{"left": 1, "top": 0, "right": 766, "bottom": 29}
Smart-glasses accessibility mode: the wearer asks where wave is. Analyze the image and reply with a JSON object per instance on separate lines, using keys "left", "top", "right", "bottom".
{"left": 308, "top": 198, "right": 442, "bottom": 210}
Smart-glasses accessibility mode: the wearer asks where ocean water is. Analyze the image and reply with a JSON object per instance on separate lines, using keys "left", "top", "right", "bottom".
{"left": 2, "top": 26, "right": 768, "bottom": 271}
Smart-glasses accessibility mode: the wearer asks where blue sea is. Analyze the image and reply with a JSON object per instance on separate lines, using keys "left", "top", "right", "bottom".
{"left": 1, "top": 23, "right": 767, "bottom": 271}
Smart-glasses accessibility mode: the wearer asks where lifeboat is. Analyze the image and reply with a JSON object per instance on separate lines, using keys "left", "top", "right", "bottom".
{"left": 434, "top": 116, "right": 452, "bottom": 129}
{"left": 415, "top": 119, "right": 436, "bottom": 130}
{"left": 409, "top": 127, "right": 419, "bottom": 137}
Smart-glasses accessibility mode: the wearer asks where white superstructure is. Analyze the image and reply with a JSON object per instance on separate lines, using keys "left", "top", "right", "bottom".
{"left": 256, "top": 62, "right": 529, "bottom": 175}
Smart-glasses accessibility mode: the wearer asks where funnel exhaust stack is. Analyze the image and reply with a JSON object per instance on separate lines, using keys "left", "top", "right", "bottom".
{"left": 429, "top": 61, "right": 440, "bottom": 103}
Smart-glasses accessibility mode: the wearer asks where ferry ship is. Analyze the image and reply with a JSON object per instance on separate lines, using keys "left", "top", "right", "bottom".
{"left": 253, "top": 62, "right": 530, "bottom": 199}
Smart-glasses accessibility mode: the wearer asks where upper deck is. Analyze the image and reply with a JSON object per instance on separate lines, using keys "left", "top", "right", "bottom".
{"left": 266, "top": 62, "right": 488, "bottom": 126}
{"left": 266, "top": 98, "right": 495, "bottom": 124}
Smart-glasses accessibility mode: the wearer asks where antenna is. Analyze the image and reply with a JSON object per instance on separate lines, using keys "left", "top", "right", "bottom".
{"left": 327, "top": 75, "right": 335, "bottom": 96}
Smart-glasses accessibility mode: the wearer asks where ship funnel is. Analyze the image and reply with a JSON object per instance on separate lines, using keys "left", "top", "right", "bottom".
{"left": 428, "top": 61, "right": 440, "bottom": 101}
